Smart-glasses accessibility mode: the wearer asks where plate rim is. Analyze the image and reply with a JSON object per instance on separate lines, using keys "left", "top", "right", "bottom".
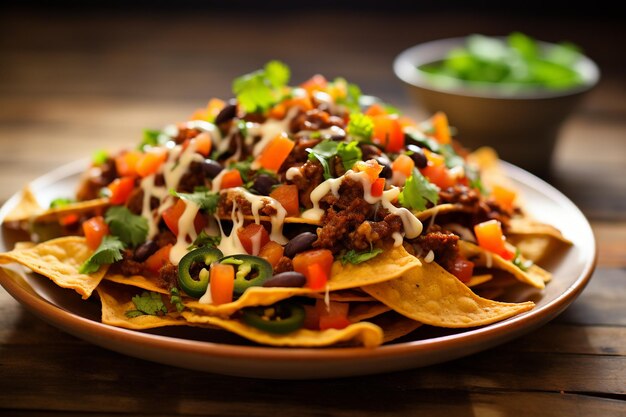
{"left": 0, "top": 159, "right": 597, "bottom": 364}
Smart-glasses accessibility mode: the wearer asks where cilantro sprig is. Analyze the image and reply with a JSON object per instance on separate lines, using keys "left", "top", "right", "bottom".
{"left": 232, "top": 61, "right": 291, "bottom": 114}
{"left": 399, "top": 168, "right": 440, "bottom": 212}
{"left": 105, "top": 206, "right": 149, "bottom": 248}
{"left": 171, "top": 189, "right": 220, "bottom": 214}
{"left": 79, "top": 235, "right": 125, "bottom": 274}
{"left": 346, "top": 113, "right": 374, "bottom": 142}
{"left": 340, "top": 248, "right": 383, "bottom": 265}
{"left": 125, "top": 291, "right": 168, "bottom": 318}
{"left": 512, "top": 249, "right": 533, "bottom": 272}
{"left": 306, "top": 140, "right": 363, "bottom": 179}
{"left": 187, "top": 230, "right": 221, "bottom": 251}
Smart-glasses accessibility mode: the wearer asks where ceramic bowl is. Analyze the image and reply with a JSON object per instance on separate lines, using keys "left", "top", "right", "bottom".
{"left": 393, "top": 37, "right": 599, "bottom": 177}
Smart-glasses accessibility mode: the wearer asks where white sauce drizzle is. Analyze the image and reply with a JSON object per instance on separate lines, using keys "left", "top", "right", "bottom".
{"left": 230, "top": 187, "right": 288, "bottom": 245}
{"left": 485, "top": 251, "right": 493, "bottom": 268}
{"left": 391, "top": 232, "right": 404, "bottom": 247}
{"left": 251, "top": 107, "right": 300, "bottom": 157}
{"left": 424, "top": 250, "right": 435, "bottom": 263}
{"left": 286, "top": 167, "right": 302, "bottom": 181}
{"left": 215, "top": 200, "right": 246, "bottom": 256}
{"left": 210, "top": 169, "right": 229, "bottom": 192}
{"left": 199, "top": 269, "right": 213, "bottom": 304}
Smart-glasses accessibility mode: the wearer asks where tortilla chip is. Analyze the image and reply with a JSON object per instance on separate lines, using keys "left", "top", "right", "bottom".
{"left": 185, "top": 244, "right": 420, "bottom": 316}
{"left": 105, "top": 274, "right": 169, "bottom": 294}
{"left": 2, "top": 186, "right": 108, "bottom": 226}
{"left": 362, "top": 261, "right": 534, "bottom": 328}
{"left": 466, "top": 274, "right": 493, "bottom": 288}
{"left": 97, "top": 281, "right": 192, "bottom": 330}
{"left": 348, "top": 302, "right": 391, "bottom": 322}
{"left": 310, "top": 289, "right": 375, "bottom": 302}
{"left": 467, "top": 147, "right": 515, "bottom": 190}
{"left": 0, "top": 236, "right": 106, "bottom": 299}
{"left": 3, "top": 186, "right": 44, "bottom": 223}
{"left": 458, "top": 241, "right": 547, "bottom": 289}
{"left": 508, "top": 217, "right": 572, "bottom": 244}
{"left": 367, "top": 311, "right": 422, "bottom": 343}
{"left": 182, "top": 311, "right": 384, "bottom": 348}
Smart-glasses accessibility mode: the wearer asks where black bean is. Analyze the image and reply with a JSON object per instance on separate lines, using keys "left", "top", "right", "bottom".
{"left": 133, "top": 240, "right": 159, "bottom": 262}
{"left": 202, "top": 159, "right": 223, "bottom": 179}
{"left": 253, "top": 174, "right": 278, "bottom": 196}
{"left": 375, "top": 156, "right": 393, "bottom": 179}
{"left": 284, "top": 232, "right": 317, "bottom": 258}
{"left": 406, "top": 144, "right": 428, "bottom": 169}
{"left": 262, "top": 272, "right": 307, "bottom": 288}
{"left": 359, "top": 144, "right": 381, "bottom": 160}
{"left": 213, "top": 103, "right": 238, "bottom": 125}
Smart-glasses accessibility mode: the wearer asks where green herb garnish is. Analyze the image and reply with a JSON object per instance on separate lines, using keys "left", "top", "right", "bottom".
{"left": 125, "top": 291, "right": 168, "bottom": 318}
{"left": 399, "top": 168, "right": 440, "bottom": 212}
{"left": 49, "top": 198, "right": 74, "bottom": 209}
{"left": 306, "top": 140, "right": 363, "bottom": 179}
{"left": 171, "top": 189, "right": 220, "bottom": 214}
{"left": 170, "top": 287, "right": 185, "bottom": 313}
{"left": 512, "top": 249, "right": 533, "bottom": 272}
{"left": 92, "top": 149, "right": 109, "bottom": 166}
{"left": 232, "top": 60, "right": 291, "bottom": 113}
{"left": 340, "top": 248, "right": 383, "bottom": 265}
{"left": 187, "top": 230, "right": 221, "bottom": 251}
{"left": 105, "top": 206, "right": 149, "bottom": 248}
{"left": 346, "top": 112, "right": 374, "bottom": 142}
{"left": 79, "top": 235, "right": 125, "bottom": 274}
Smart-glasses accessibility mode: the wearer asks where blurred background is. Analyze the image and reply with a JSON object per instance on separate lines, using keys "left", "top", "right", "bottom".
{"left": 1, "top": 1, "right": 624, "bottom": 219}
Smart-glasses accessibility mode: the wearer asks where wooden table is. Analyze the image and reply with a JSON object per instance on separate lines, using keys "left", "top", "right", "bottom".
{"left": 1, "top": 9, "right": 624, "bottom": 416}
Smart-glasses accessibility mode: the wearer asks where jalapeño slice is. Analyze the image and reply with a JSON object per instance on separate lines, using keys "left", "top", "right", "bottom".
{"left": 219, "top": 254, "right": 273, "bottom": 295}
{"left": 177, "top": 247, "right": 224, "bottom": 298}
{"left": 242, "top": 302, "right": 305, "bottom": 334}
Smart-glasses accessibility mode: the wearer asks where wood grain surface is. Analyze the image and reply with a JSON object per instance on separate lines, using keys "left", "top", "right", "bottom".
{"left": 0, "top": 8, "right": 624, "bottom": 417}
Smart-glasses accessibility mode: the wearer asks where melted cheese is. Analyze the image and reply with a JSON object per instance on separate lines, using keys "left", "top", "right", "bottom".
{"left": 169, "top": 200, "right": 201, "bottom": 265}
{"left": 249, "top": 107, "right": 299, "bottom": 157}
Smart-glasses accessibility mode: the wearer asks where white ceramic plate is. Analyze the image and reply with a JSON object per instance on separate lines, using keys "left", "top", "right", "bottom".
{"left": 0, "top": 160, "right": 596, "bottom": 379}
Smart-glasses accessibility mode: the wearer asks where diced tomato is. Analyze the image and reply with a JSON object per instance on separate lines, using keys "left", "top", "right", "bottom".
{"left": 474, "top": 220, "right": 514, "bottom": 260}
{"left": 115, "top": 150, "right": 142, "bottom": 177}
{"left": 365, "top": 103, "right": 387, "bottom": 117}
{"left": 300, "top": 74, "right": 328, "bottom": 95}
{"left": 191, "top": 98, "right": 226, "bottom": 122}
{"left": 391, "top": 154, "right": 415, "bottom": 178}
{"left": 256, "top": 134, "right": 295, "bottom": 172}
{"left": 431, "top": 112, "right": 451, "bottom": 144}
{"left": 316, "top": 300, "right": 351, "bottom": 330}
{"left": 107, "top": 176, "right": 135, "bottom": 205}
{"left": 162, "top": 199, "right": 206, "bottom": 236}
{"left": 237, "top": 223, "right": 270, "bottom": 255}
{"left": 191, "top": 132, "right": 212, "bottom": 157}
{"left": 491, "top": 184, "right": 517, "bottom": 211}
{"left": 371, "top": 178, "right": 385, "bottom": 197}
{"left": 449, "top": 257, "right": 474, "bottom": 283}
{"left": 423, "top": 149, "right": 445, "bottom": 166}
{"left": 136, "top": 149, "right": 167, "bottom": 178}
{"left": 258, "top": 241, "right": 284, "bottom": 267}
{"left": 372, "top": 114, "right": 404, "bottom": 152}
{"left": 421, "top": 163, "right": 455, "bottom": 189}
{"left": 83, "top": 216, "right": 109, "bottom": 250}
{"left": 59, "top": 214, "right": 80, "bottom": 226}
{"left": 270, "top": 184, "right": 300, "bottom": 217}
{"left": 210, "top": 263, "right": 235, "bottom": 305}
{"left": 353, "top": 159, "right": 383, "bottom": 183}
{"left": 293, "top": 249, "right": 334, "bottom": 290}
{"left": 145, "top": 244, "right": 172, "bottom": 274}
{"left": 220, "top": 169, "right": 244, "bottom": 190}
{"left": 269, "top": 96, "right": 313, "bottom": 119}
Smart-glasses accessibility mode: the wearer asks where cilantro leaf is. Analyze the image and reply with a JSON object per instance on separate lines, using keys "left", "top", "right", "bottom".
{"left": 512, "top": 249, "right": 533, "bottom": 272}
{"left": 347, "top": 113, "right": 374, "bottom": 141}
{"left": 333, "top": 77, "right": 362, "bottom": 112}
{"left": 440, "top": 144, "right": 465, "bottom": 169}
{"left": 405, "top": 130, "right": 440, "bottom": 153}
{"left": 170, "top": 287, "right": 185, "bottom": 313}
{"left": 125, "top": 291, "right": 168, "bottom": 317}
{"left": 172, "top": 189, "right": 219, "bottom": 214}
{"left": 187, "top": 230, "right": 221, "bottom": 251}
{"left": 340, "top": 248, "right": 383, "bottom": 265}
{"left": 232, "top": 60, "right": 291, "bottom": 113}
{"left": 307, "top": 140, "right": 338, "bottom": 180}
{"left": 465, "top": 164, "right": 487, "bottom": 195}
{"left": 337, "top": 141, "right": 362, "bottom": 171}
{"left": 105, "top": 206, "right": 149, "bottom": 248}
{"left": 138, "top": 129, "right": 161, "bottom": 151}
{"left": 399, "top": 168, "right": 440, "bottom": 212}
{"left": 49, "top": 197, "right": 74, "bottom": 209}
{"left": 79, "top": 235, "right": 125, "bottom": 274}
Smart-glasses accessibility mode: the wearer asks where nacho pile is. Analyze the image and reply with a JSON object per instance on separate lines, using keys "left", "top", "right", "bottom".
{"left": 0, "top": 61, "right": 570, "bottom": 348}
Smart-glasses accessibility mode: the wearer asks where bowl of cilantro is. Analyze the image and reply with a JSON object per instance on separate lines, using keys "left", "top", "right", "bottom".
{"left": 393, "top": 33, "right": 599, "bottom": 177}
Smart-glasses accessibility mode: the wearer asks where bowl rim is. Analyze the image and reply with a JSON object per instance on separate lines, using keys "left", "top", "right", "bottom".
{"left": 393, "top": 36, "right": 600, "bottom": 100}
